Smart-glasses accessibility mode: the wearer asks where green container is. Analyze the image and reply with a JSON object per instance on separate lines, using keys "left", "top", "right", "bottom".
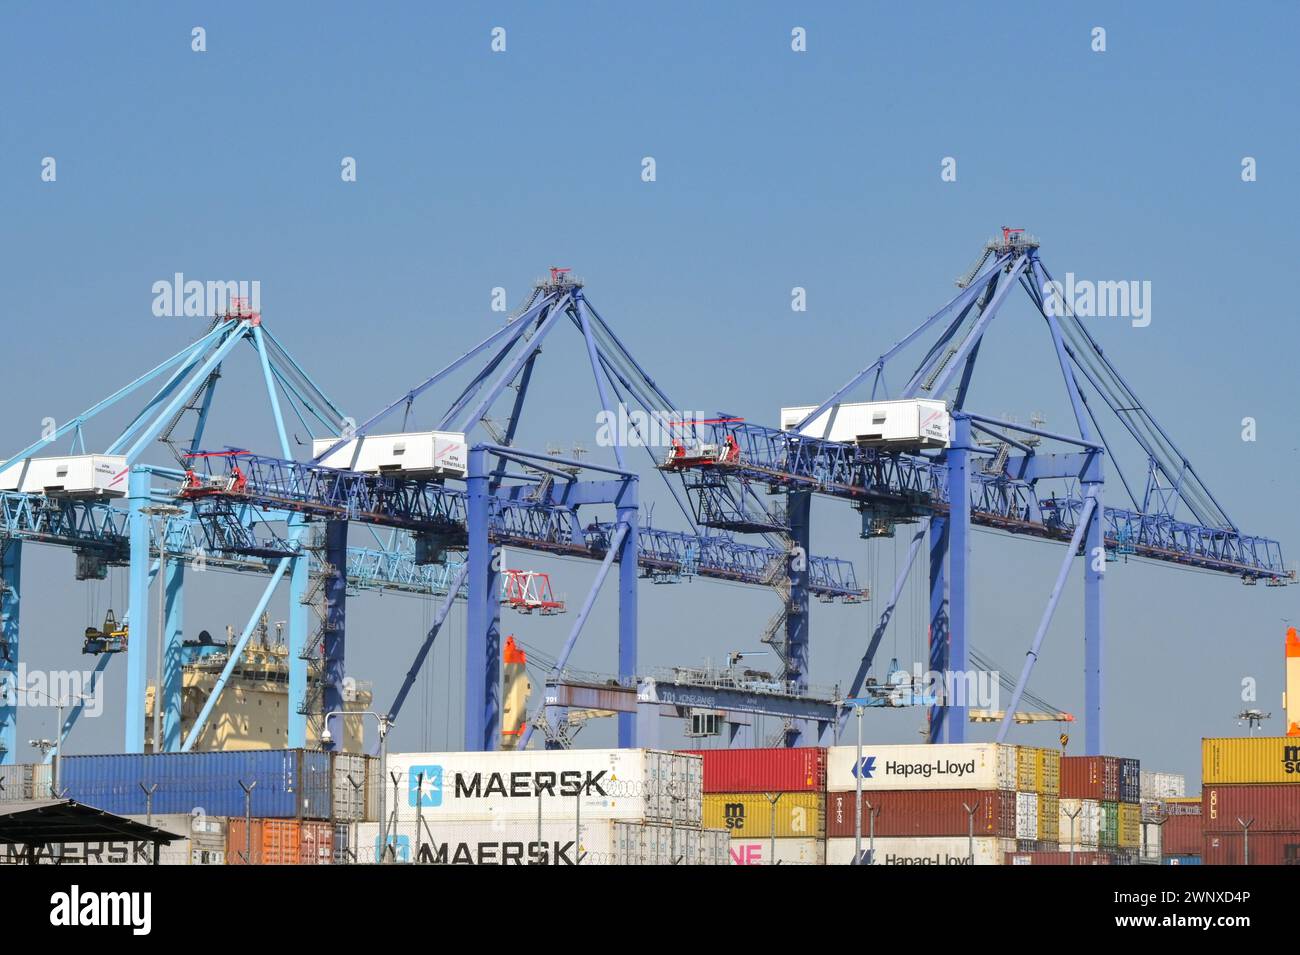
{"left": 1099, "top": 800, "right": 1119, "bottom": 848}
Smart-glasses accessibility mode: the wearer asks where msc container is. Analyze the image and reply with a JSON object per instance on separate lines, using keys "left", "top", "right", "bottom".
{"left": 1006, "top": 851, "right": 1112, "bottom": 865}
{"left": 1118, "top": 802, "right": 1141, "bottom": 848}
{"left": 727, "top": 837, "right": 825, "bottom": 865}
{"left": 681, "top": 747, "right": 826, "bottom": 793}
{"left": 0, "top": 454, "right": 128, "bottom": 498}
{"left": 827, "top": 836, "right": 1012, "bottom": 866}
{"left": 1118, "top": 758, "right": 1141, "bottom": 803}
{"left": 1015, "top": 792, "right": 1039, "bottom": 840}
{"left": 1203, "top": 784, "right": 1300, "bottom": 832}
{"left": 1140, "top": 771, "right": 1186, "bottom": 801}
{"left": 226, "top": 818, "right": 334, "bottom": 865}
{"left": 1203, "top": 831, "right": 1300, "bottom": 865}
{"left": 703, "top": 792, "right": 824, "bottom": 839}
{"left": 312, "top": 431, "right": 468, "bottom": 480}
{"left": 1038, "top": 793, "right": 1059, "bottom": 842}
{"left": 59, "top": 749, "right": 333, "bottom": 819}
{"left": 1058, "top": 798, "right": 1100, "bottom": 847}
{"left": 1099, "top": 801, "right": 1119, "bottom": 848}
{"left": 1061, "top": 755, "right": 1120, "bottom": 801}
{"left": 331, "top": 753, "right": 376, "bottom": 822}
{"left": 386, "top": 749, "right": 703, "bottom": 826}
{"left": 780, "top": 399, "right": 950, "bottom": 449}
{"left": 827, "top": 743, "right": 1016, "bottom": 792}
{"left": 826, "top": 789, "right": 1016, "bottom": 839}
{"left": 1202, "top": 736, "right": 1300, "bottom": 785}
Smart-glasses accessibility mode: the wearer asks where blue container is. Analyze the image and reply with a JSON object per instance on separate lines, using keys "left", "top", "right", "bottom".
{"left": 60, "top": 750, "right": 333, "bottom": 819}
{"left": 1118, "top": 758, "right": 1141, "bottom": 804}
{"left": 1163, "top": 854, "right": 1202, "bottom": 866}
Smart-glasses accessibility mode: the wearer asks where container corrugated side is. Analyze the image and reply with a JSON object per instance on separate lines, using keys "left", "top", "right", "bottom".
{"left": 1140, "top": 771, "right": 1186, "bottom": 801}
{"left": 1006, "top": 851, "right": 1112, "bottom": 865}
{"left": 331, "top": 753, "right": 375, "bottom": 822}
{"left": 1118, "top": 802, "right": 1141, "bottom": 847}
{"left": 827, "top": 836, "right": 1012, "bottom": 866}
{"left": 1161, "top": 811, "right": 1203, "bottom": 855}
{"left": 1099, "top": 800, "right": 1119, "bottom": 848}
{"left": 1163, "top": 854, "right": 1202, "bottom": 865}
{"left": 0, "top": 764, "right": 35, "bottom": 801}
{"left": 1203, "top": 784, "right": 1300, "bottom": 832}
{"left": 1202, "top": 737, "right": 1300, "bottom": 785}
{"left": 1118, "top": 757, "right": 1141, "bottom": 803}
{"left": 703, "top": 792, "right": 824, "bottom": 839}
{"left": 1058, "top": 798, "right": 1100, "bottom": 847}
{"left": 226, "top": 818, "right": 334, "bottom": 865}
{"left": 681, "top": 747, "right": 826, "bottom": 793}
{"left": 827, "top": 743, "right": 1015, "bottom": 792}
{"left": 59, "top": 750, "right": 331, "bottom": 819}
{"left": 1016, "top": 747, "right": 1037, "bottom": 792}
{"left": 727, "top": 837, "right": 825, "bottom": 865}
{"left": 826, "top": 789, "right": 1015, "bottom": 839}
{"left": 1203, "top": 831, "right": 1300, "bottom": 865}
{"left": 1038, "top": 793, "right": 1059, "bottom": 842}
{"left": 1016, "top": 792, "right": 1038, "bottom": 840}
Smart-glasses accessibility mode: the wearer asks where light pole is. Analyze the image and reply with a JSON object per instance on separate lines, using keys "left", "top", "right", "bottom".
{"left": 28, "top": 687, "right": 93, "bottom": 797}
{"left": 322, "top": 709, "right": 391, "bottom": 862}
{"left": 142, "top": 503, "right": 184, "bottom": 753}
{"left": 837, "top": 697, "right": 871, "bottom": 865}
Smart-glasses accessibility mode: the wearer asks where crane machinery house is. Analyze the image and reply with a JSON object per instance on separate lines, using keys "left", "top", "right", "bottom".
{"left": 779, "top": 399, "right": 950, "bottom": 450}
{"left": 0, "top": 454, "right": 129, "bottom": 497}
{"left": 312, "top": 430, "right": 468, "bottom": 480}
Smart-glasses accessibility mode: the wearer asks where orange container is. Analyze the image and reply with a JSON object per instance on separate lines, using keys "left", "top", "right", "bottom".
{"left": 227, "top": 819, "right": 334, "bottom": 865}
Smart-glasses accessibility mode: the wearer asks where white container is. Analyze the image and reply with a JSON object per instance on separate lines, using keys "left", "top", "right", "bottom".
{"left": 1139, "top": 820, "right": 1163, "bottom": 861}
{"left": 386, "top": 749, "right": 703, "bottom": 825}
{"left": 1058, "top": 798, "right": 1100, "bottom": 847}
{"left": 827, "top": 836, "right": 1010, "bottom": 866}
{"left": 351, "top": 818, "right": 725, "bottom": 865}
{"left": 780, "top": 399, "right": 950, "bottom": 449}
{"left": 0, "top": 454, "right": 128, "bottom": 498}
{"left": 1139, "top": 770, "right": 1186, "bottom": 801}
{"left": 0, "top": 764, "right": 35, "bottom": 801}
{"left": 332, "top": 753, "right": 375, "bottom": 822}
{"left": 1016, "top": 792, "right": 1039, "bottom": 840}
{"left": 728, "top": 837, "right": 825, "bottom": 866}
{"left": 827, "top": 743, "right": 1016, "bottom": 792}
{"left": 313, "top": 431, "right": 467, "bottom": 479}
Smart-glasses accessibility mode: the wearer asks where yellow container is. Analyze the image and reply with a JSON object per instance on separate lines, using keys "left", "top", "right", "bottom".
{"left": 1015, "top": 747, "right": 1037, "bottom": 792}
{"left": 1202, "top": 737, "right": 1300, "bottom": 784}
{"left": 1117, "top": 802, "right": 1141, "bottom": 848}
{"left": 703, "top": 792, "right": 825, "bottom": 839}
{"left": 1037, "top": 793, "right": 1059, "bottom": 841}
{"left": 1041, "top": 749, "right": 1060, "bottom": 796}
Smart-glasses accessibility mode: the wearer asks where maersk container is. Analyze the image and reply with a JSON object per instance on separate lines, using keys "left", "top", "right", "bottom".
{"left": 704, "top": 792, "right": 824, "bottom": 839}
{"left": 728, "top": 838, "right": 825, "bottom": 865}
{"left": 826, "top": 789, "right": 1015, "bottom": 839}
{"left": 1140, "top": 771, "right": 1186, "bottom": 801}
{"left": 827, "top": 836, "right": 1012, "bottom": 866}
{"left": 681, "top": 746, "right": 826, "bottom": 793}
{"left": 1203, "top": 783, "right": 1300, "bottom": 832}
{"left": 58, "top": 750, "right": 332, "bottom": 819}
{"left": 827, "top": 743, "right": 1016, "bottom": 792}
{"left": 1203, "top": 736, "right": 1300, "bottom": 784}
{"left": 386, "top": 749, "right": 702, "bottom": 825}
{"left": 1203, "top": 831, "right": 1300, "bottom": 865}
{"left": 1058, "top": 798, "right": 1100, "bottom": 847}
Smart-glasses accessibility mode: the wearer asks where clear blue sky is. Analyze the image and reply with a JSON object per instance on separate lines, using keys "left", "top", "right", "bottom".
{"left": 2, "top": 2, "right": 1298, "bottom": 784}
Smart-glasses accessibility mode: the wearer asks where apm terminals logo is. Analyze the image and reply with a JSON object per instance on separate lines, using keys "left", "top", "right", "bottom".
{"left": 408, "top": 765, "right": 444, "bottom": 807}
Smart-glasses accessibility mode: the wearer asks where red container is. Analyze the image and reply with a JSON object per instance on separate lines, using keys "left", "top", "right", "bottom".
{"left": 1061, "top": 756, "right": 1120, "bottom": 801}
{"left": 825, "top": 789, "right": 1016, "bottom": 839}
{"left": 681, "top": 747, "right": 826, "bottom": 793}
{"left": 1203, "top": 831, "right": 1300, "bottom": 865}
{"left": 1203, "top": 785, "right": 1300, "bottom": 833}
{"left": 227, "top": 819, "right": 335, "bottom": 865}
{"left": 1006, "top": 851, "right": 1111, "bottom": 865}
{"left": 1162, "top": 811, "right": 1203, "bottom": 855}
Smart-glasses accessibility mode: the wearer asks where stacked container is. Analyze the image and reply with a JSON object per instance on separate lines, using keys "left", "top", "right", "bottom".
{"left": 825, "top": 743, "right": 1023, "bottom": 865}
{"left": 1201, "top": 737, "right": 1300, "bottom": 865}
{"left": 1138, "top": 770, "right": 1185, "bottom": 862}
{"left": 226, "top": 818, "right": 335, "bottom": 865}
{"left": 1061, "top": 754, "right": 1140, "bottom": 862}
{"left": 1157, "top": 796, "right": 1203, "bottom": 864}
{"left": 686, "top": 747, "right": 827, "bottom": 865}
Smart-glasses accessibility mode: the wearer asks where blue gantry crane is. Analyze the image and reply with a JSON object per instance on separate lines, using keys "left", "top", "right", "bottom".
{"left": 663, "top": 230, "right": 1291, "bottom": 755}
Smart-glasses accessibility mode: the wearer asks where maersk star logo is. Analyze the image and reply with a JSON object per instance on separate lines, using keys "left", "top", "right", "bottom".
{"left": 408, "top": 764, "right": 443, "bottom": 807}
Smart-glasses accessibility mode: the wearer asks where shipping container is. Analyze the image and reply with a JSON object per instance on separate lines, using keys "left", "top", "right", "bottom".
{"left": 1038, "top": 793, "right": 1059, "bottom": 842}
{"left": 0, "top": 763, "right": 35, "bottom": 801}
{"left": 129, "top": 813, "right": 225, "bottom": 865}
{"left": 1202, "top": 784, "right": 1300, "bottom": 832}
{"left": 827, "top": 836, "right": 1013, "bottom": 866}
{"left": 227, "top": 818, "right": 334, "bottom": 865}
{"left": 59, "top": 750, "right": 332, "bottom": 819}
{"left": 1140, "top": 771, "right": 1186, "bottom": 801}
{"left": 1058, "top": 798, "right": 1100, "bottom": 847}
{"left": 1061, "top": 755, "right": 1121, "bottom": 802}
{"left": 1203, "top": 737, "right": 1300, "bottom": 785}
{"left": 1118, "top": 802, "right": 1141, "bottom": 848}
{"left": 1163, "top": 854, "right": 1202, "bottom": 865}
{"left": 728, "top": 838, "right": 825, "bottom": 865}
{"left": 331, "top": 753, "right": 377, "bottom": 822}
{"left": 1016, "top": 791, "right": 1038, "bottom": 840}
{"left": 681, "top": 747, "right": 826, "bottom": 793}
{"left": 1006, "top": 851, "right": 1112, "bottom": 865}
{"left": 703, "top": 792, "right": 824, "bottom": 839}
{"left": 826, "top": 789, "right": 1015, "bottom": 839}
{"left": 1139, "top": 820, "right": 1162, "bottom": 862}
{"left": 1203, "top": 831, "right": 1300, "bottom": 865}
{"left": 827, "top": 743, "right": 1016, "bottom": 792}
{"left": 1118, "top": 758, "right": 1141, "bottom": 803}
{"left": 1040, "top": 749, "right": 1061, "bottom": 796}
{"left": 1100, "top": 800, "right": 1119, "bottom": 848}
{"left": 349, "top": 819, "right": 727, "bottom": 865}
{"left": 1016, "top": 748, "right": 1037, "bottom": 792}
{"left": 1161, "top": 809, "right": 1203, "bottom": 855}
{"left": 385, "top": 749, "right": 702, "bottom": 826}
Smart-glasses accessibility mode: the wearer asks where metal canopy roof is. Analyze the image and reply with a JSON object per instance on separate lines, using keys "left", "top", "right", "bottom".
{"left": 0, "top": 799, "right": 182, "bottom": 847}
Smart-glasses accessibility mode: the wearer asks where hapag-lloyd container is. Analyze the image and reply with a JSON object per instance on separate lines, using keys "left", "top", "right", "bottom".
{"left": 704, "top": 792, "right": 824, "bottom": 838}
{"left": 1202, "top": 736, "right": 1300, "bottom": 784}
{"left": 352, "top": 819, "right": 729, "bottom": 865}
{"left": 59, "top": 750, "right": 332, "bottom": 819}
{"left": 826, "top": 789, "right": 1016, "bottom": 839}
{"left": 1058, "top": 798, "right": 1101, "bottom": 847}
{"left": 387, "top": 749, "right": 703, "bottom": 825}
{"left": 682, "top": 747, "right": 826, "bottom": 793}
{"left": 827, "top": 743, "right": 1016, "bottom": 792}
{"left": 1203, "top": 784, "right": 1300, "bottom": 832}
{"left": 1203, "top": 831, "right": 1300, "bottom": 865}
{"left": 728, "top": 838, "right": 825, "bottom": 865}
{"left": 827, "top": 836, "right": 1013, "bottom": 866}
